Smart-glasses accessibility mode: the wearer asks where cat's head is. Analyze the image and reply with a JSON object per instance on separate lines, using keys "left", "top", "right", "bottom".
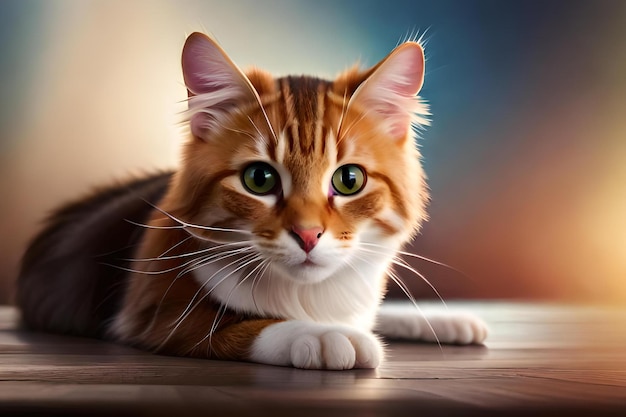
{"left": 170, "top": 33, "right": 429, "bottom": 284}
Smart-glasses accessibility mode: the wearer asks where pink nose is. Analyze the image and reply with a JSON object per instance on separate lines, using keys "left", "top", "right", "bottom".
{"left": 291, "top": 226, "right": 324, "bottom": 253}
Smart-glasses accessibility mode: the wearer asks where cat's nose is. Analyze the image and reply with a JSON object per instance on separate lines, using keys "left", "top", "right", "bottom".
{"left": 291, "top": 225, "right": 324, "bottom": 253}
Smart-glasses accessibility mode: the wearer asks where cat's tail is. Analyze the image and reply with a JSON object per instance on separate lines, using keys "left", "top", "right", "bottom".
{"left": 16, "top": 172, "right": 173, "bottom": 338}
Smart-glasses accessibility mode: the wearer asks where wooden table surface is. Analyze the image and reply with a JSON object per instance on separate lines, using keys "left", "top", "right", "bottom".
{"left": 1, "top": 302, "right": 625, "bottom": 416}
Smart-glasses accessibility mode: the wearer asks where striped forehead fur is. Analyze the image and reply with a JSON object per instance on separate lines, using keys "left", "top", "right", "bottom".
{"left": 185, "top": 61, "right": 429, "bottom": 148}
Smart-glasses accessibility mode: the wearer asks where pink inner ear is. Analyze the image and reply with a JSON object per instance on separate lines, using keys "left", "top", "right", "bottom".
{"left": 382, "top": 44, "right": 425, "bottom": 97}
{"left": 182, "top": 33, "right": 235, "bottom": 95}
{"left": 379, "top": 105, "right": 412, "bottom": 139}
{"left": 181, "top": 33, "right": 259, "bottom": 139}
{"left": 351, "top": 43, "right": 426, "bottom": 140}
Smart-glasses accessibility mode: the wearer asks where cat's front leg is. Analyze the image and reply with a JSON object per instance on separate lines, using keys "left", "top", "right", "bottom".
{"left": 249, "top": 321, "right": 383, "bottom": 370}
{"left": 375, "top": 303, "right": 488, "bottom": 345}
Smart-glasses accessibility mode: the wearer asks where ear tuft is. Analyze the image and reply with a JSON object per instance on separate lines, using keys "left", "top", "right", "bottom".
{"left": 182, "top": 33, "right": 259, "bottom": 139}
{"left": 348, "top": 42, "right": 429, "bottom": 141}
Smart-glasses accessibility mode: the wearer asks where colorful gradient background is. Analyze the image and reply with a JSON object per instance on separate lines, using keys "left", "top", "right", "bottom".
{"left": 1, "top": 0, "right": 625, "bottom": 305}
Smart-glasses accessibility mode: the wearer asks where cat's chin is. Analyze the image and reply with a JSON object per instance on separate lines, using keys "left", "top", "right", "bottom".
{"left": 272, "top": 260, "right": 340, "bottom": 285}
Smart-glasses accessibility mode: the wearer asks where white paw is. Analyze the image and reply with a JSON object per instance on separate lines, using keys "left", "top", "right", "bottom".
{"left": 417, "top": 312, "right": 488, "bottom": 345}
{"left": 376, "top": 305, "right": 488, "bottom": 345}
{"left": 250, "top": 321, "right": 383, "bottom": 370}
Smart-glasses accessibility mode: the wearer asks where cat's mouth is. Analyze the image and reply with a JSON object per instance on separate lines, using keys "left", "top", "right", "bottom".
{"left": 301, "top": 258, "right": 317, "bottom": 267}
{"left": 281, "top": 256, "right": 321, "bottom": 269}
{"left": 268, "top": 253, "right": 341, "bottom": 284}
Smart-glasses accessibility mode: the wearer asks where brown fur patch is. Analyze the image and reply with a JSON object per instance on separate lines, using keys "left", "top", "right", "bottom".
{"left": 221, "top": 188, "right": 267, "bottom": 221}
{"left": 342, "top": 191, "right": 385, "bottom": 222}
{"left": 373, "top": 218, "right": 400, "bottom": 236}
{"left": 114, "top": 222, "right": 282, "bottom": 360}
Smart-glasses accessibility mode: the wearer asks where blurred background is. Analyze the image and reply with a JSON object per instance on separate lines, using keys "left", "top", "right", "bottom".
{"left": 1, "top": 0, "right": 625, "bottom": 305}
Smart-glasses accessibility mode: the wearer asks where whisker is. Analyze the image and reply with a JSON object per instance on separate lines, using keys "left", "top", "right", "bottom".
{"left": 182, "top": 227, "right": 214, "bottom": 243}
{"left": 102, "top": 245, "right": 247, "bottom": 276}
{"left": 100, "top": 262, "right": 192, "bottom": 276}
{"left": 174, "top": 247, "right": 253, "bottom": 280}
{"left": 95, "top": 243, "right": 139, "bottom": 258}
{"left": 120, "top": 240, "right": 252, "bottom": 262}
{"left": 351, "top": 249, "right": 445, "bottom": 351}
{"left": 250, "top": 259, "right": 271, "bottom": 314}
{"left": 136, "top": 197, "right": 252, "bottom": 234}
{"left": 247, "top": 115, "right": 265, "bottom": 140}
{"left": 359, "top": 242, "right": 473, "bottom": 282}
{"left": 170, "top": 251, "right": 258, "bottom": 326}
{"left": 154, "top": 252, "right": 257, "bottom": 349}
{"left": 156, "top": 251, "right": 260, "bottom": 351}
{"left": 212, "top": 256, "right": 266, "bottom": 330}
{"left": 156, "top": 236, "right": 193, "bottom": 259}
{"left": 389, "top": 256, "right": 448, "bottom": 309}
{"left": 141, "top": 246, "right": 254, "bottom": 338}
{"left": 386, "top": 269, "right": 443, "bottom": 352}
{"left": 124, "top": 219, "right": 183, "bottom": 230}
{"left": 343, "top": 254, "right": 377, "bottom": 293}
{"left": 357, "top": 246, "right": 448, "bottom": 309}
{"left": 253, "top": 100, "right": 279, "bottom": 143}
{"left": 184, "top": 223, "right": 251, "bottom": 234}
{"left": 196, "top": 257, "right": 267, "bottom": 355}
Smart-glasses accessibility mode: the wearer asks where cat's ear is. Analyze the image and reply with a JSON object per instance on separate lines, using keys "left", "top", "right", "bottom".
{"left": 182, "top": 32, "right": 261, "bottom": 139}
{"left": 348, "top": 42, "right": 428, "bottom": 142}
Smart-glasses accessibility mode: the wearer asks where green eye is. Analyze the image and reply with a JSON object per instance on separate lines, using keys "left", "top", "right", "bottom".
{"left": 242, "top": 162, "right": 279, "bottom": 195}
{"left": 331, "top": 164, "right": 366, "bottom": 196}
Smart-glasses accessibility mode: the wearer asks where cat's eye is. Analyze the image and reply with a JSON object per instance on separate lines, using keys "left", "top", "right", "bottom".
{"left": 331, "top": 164, "right": 367, "bottom": 196}
{"left": 242, "top": 162, "right": 279, "bottom": 195}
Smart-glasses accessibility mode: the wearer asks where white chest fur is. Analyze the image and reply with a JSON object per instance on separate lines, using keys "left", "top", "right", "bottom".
{"left": 194, "top": 250, "right": 393, "bottom": 330}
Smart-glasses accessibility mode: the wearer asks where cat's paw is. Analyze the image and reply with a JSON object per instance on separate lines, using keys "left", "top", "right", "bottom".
{"left": 416, "top": 312, "right": 488, "bottom": 345}
{"left": 376, "top": 306, "right": 488, "bottom": 345}
{"left": 250, "top": 321, "right": 383, "bottom": 370}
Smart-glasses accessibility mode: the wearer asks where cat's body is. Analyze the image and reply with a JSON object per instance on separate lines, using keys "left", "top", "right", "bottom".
{"left": 17, "top": 33, "right": 487, "bottom": 369}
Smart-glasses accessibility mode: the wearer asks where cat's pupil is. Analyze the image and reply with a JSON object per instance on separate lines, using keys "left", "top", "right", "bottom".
{"left": 253, "top": 169, "right": 267, "bottom": 187}
{"left": 342, "top": 168, "right": 357, "bottom": 190}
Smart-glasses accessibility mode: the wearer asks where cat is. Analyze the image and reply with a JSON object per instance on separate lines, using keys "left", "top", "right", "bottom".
{"left": 17, "top": 33, "right": 487, "bottom": 370}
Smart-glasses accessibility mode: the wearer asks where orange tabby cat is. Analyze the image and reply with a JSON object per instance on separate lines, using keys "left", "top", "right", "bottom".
{"left": 17, "top": 33, "right": 487, "bottom": 369}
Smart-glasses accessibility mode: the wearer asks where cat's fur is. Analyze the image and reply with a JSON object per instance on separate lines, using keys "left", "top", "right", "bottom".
{"left": 17, "top": 33, "right": 487, "bottom": 369}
